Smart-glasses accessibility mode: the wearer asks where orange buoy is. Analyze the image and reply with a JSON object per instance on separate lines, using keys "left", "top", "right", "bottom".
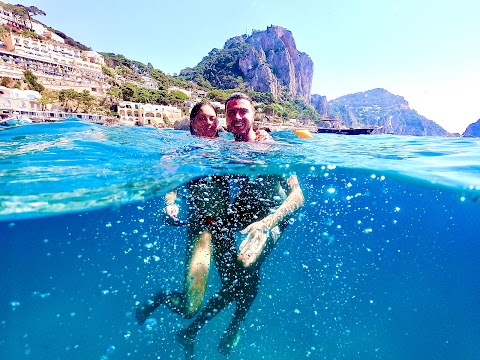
{"left": 293, "top": 129, "right": 314, "bottom": 139}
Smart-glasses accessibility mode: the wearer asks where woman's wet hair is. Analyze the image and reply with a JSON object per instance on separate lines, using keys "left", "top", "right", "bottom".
{"left": 189, "top": 101, "right": 217, "bottom": 136}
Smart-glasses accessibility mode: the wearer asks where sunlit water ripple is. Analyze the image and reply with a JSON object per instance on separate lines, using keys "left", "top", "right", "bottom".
{"left": 1, "top": 121, "right": 479, "bottom": 219}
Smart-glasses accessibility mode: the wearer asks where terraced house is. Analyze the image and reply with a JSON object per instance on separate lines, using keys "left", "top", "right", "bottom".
{"left": 0, "top": 3, "right": 184, "bottom": 125}
{"left": 0, "top": 4, "right": 109, "bottom": 95}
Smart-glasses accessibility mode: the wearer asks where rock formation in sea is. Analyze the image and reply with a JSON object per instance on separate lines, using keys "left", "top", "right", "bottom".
{"left": 327, "top": 88, "right": 449, "bottom": 136}
{"left": 462, "top": 119, "right": 480, "bottom": 137}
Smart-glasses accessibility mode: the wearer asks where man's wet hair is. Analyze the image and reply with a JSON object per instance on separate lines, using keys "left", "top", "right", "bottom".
{"left": 224, "top": 92, "right": 253, "bottom": 110}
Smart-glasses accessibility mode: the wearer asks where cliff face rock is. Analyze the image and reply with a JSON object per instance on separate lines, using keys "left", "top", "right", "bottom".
{"left": 328, "top": 88, "right": 449, "bottom": 136}
{"left": 238, "top": 47, "right": 281, "bottom": 97}
{"left": 241, "top": 26, "right": 314, "bottom": 102}
{"left": 180, "top": 25, "right": 314, "bottom": 102}
{"left": 463, "top": 119, "right": 480, "bottom": 137}
{"left": 311, "top": 94, "right": 328, "bottom": 117}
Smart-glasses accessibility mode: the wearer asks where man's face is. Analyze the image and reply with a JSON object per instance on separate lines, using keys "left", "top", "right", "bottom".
{"left": 226, "top": 99, "right": 254, "bottom": 136}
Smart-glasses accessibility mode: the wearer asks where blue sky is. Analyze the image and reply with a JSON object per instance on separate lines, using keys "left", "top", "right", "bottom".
{"left": 16, "top": 0, "right": 480, "bottom": 133}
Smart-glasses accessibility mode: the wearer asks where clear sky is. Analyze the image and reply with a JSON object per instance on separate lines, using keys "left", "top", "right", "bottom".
{"left": 15, "top": 0, "right": 480, "bottom": 133}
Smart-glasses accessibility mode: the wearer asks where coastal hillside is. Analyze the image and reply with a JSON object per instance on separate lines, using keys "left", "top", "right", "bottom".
{"left": 1, "top": 3, "right": 471, "bottom": 135}
{"left": 463, "top": 119, "right": 480, "bottom": 137}
{"left": 179, "top": 25, "right": 313, "bottom": 103}
{"left": 324, "top": 88, "right": 449, "bottom": 136}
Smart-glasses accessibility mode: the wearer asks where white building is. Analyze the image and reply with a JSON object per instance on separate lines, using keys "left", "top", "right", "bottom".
{"left": 117, "top": 101, "right": 182, "bottom": 127}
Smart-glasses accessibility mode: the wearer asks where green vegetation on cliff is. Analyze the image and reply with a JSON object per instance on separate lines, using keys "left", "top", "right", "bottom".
{"left": 177, "top": 35, "right": 320, "bottom": 123}
{"left": 180, "top": 36, "right": 249, "bottom": 90}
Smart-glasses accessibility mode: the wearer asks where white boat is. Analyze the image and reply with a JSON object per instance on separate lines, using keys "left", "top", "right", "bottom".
{"left": 0, "top": 116, "right": 33, "bottom": 127}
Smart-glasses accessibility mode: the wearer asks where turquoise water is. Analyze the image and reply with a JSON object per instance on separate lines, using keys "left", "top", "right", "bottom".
{"left": 1, "top": 121, "right": 479, "bottom": 359}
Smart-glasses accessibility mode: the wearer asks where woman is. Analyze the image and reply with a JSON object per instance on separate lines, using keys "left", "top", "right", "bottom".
{"left": 136, "top": 101, "right": 231, "bottom": 322}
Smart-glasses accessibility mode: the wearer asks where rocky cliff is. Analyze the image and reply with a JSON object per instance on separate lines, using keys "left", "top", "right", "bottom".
{"left": 241, "top": 26, "right": 313, "bottom": 102}
{"left": 311, "top": 94, "right": 328, "bottom": 117}
{"left": 327, "top": 88, "right": 449, "bottom": 136}
{"left": 180, "top": 25, "right": 313, "bottom": 102}
{"left": 463, "top": 119, "right": 480, "bottom": 137}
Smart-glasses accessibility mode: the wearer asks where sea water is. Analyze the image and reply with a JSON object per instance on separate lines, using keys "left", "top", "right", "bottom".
{"left": 0, "top": 121, "right": 479, "bottom": 360}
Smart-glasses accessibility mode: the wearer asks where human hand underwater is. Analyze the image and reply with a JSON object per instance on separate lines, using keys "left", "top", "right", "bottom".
{"left": 238, "top": 220, "right": 280, "bottom": 267}
{"left": 163, "top": 204, "right": 184, "bottom": 226}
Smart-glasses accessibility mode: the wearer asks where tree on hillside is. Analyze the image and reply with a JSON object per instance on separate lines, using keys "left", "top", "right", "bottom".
{"left": 78, "top": 90, "right": 96, "bottom": 112}
{"left": 120, "top": 83, "right": 138, "bottom": 101}
{"left": 264, "top": 103, "right": 284, "bottom": 118}
{"left": 38, "top": 89, "right": 59, "bottom": 111}
{"left": 207, "top": 89, "right": 232, "bottom": 102}
{"left": 156, "top": 90, "right": 188, "bottom": 107}
{"left": 106, "top": 86, "right": 122, "bottom": 102}
{"left": 101, "top": 65, "right": 115, "bottom": 78}
{"left": 136, "top": 88, "right": 159, "bottom": 104}
{"left": 1, "top": 76, "right": 13, "bottom": 87}
{"left": 22, "top": 5, "right": 46, "bottom": 26}
{"left": 149, "top": 69, "right": 169, "bottom": 91}
{"left": 116, "top": 65, "right": 132, "bottom": 77}
{"left": 12, "top": 4, "right": 46, "bottom": 30}
{"left": 194, "top": 74, "right": 212, "bottom": 89}
{"left": 23, "top": 70, "right": 44, "bottom": 92}
{"left": 248, "top": 91, "right": 274, "bottom": 104}
{"left": 169, "top": 90, "right": 189, "bottom": 103}
{"left": 58, "top": 89, "right": 96, "bottom": 112}
{"left": 58, "top": 89, "right": 80, "bottom": 112}
{"left": 0, "top": 24, "right": 9, "bottom": 40}
{"left": 9, "top": 7, "right": 28, "bottom": 28}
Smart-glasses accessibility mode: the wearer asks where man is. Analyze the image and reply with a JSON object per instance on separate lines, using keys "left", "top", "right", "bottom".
{"left": 225, "top": 92, "right": 304, "bottom": 267}
{"left": 176, "top": 93, "right": 304, "bottom": 358}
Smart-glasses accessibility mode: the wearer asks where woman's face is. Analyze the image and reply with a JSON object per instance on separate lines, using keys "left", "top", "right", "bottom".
{"left": 192, "top": 105, "right": 218, "bottom": 138}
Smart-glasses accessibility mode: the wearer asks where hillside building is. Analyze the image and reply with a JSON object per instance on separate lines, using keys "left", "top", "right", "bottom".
{"left": 0, "top": 4, "right": 186, "bottom": 125}
{"left": 0, "top": 31, "right": 109, "bottom": 95}
{"left": 117, "top": 101, "right": 182, "bottom": 127}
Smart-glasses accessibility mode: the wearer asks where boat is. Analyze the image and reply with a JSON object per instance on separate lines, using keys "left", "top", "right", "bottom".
{"left": 0, "top": 116, "right": 33, "bottom": 127}
{"left": 317, "top": 119, "right": 377, "bottom": 135}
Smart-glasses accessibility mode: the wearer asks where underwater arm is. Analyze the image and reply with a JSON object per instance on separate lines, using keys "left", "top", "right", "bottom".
{"left": 163, "top": 189, "right": 181, "bottom": 225}
{"left": 238, "top": 174, "right": 304, "bottom": 267}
